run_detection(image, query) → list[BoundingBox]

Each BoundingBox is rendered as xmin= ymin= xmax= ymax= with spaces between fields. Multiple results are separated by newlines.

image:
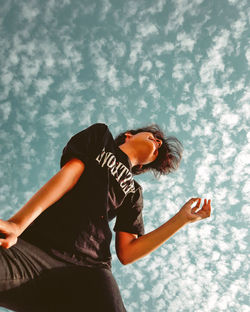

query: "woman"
xmin=0 ymin=123 xmax=211 ymax=311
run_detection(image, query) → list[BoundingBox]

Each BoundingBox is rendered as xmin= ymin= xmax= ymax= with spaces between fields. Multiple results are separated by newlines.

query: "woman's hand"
xmin=177 ymin=198 xmax=211 ymax=224
xmin=0 ymin=219 xmax=20 ymax=249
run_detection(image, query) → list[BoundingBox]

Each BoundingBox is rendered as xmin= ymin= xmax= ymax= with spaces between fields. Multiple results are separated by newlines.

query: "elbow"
xmin=119 ymin=259 xmax=128 ymax=266
xmin=117 ymin=252 xmax=135 ymax=266
xmin=116 ymin=233 xmax=140 ymax=265
xmin=117 ymin=253 xmax=128 ymax=265
xmin=118 ymin=258 xmax=130 ymax=266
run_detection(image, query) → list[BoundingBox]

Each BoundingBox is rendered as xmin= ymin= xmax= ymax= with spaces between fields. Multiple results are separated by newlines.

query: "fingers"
xmin=0 ymin=233 xmax=17 ymax=249
xmin=0 ymin=238 xmax=5 ymax=248
xmin=185 ymin=198 xmax=211 ymax=213
xmin=199 ymin=198 xmax=212 ymax=218
xmin=190 ymin=197 xmax=201 ymax=202
xmin=191 ymin=198 xmax=201 ymax=213
xmin=188 ymin=197 xmax=201 ymax=207
xmin=202 ymin=199 xmax=211 ymax=210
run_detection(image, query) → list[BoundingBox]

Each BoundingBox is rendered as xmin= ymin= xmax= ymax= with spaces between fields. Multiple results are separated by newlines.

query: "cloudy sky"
xmin=0 ymin=0 xmax=249 ymax=311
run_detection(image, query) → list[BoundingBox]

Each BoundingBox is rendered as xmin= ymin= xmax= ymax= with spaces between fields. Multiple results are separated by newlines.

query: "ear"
xmin=124 ymin=132 xmax=133 ymax=141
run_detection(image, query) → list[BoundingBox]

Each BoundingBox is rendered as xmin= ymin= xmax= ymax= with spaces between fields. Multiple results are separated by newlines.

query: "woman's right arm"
xmin=0 ymin=158 xmax=85 ymax=249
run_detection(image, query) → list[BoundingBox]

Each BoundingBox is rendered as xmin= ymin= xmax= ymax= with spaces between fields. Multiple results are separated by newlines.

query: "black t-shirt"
xmin=20 ymin=123 xmax=145 ymax=270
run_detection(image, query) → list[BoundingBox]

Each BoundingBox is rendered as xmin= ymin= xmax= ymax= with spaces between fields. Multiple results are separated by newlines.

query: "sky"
xmin=0 ymin=0 xmax=249 ymax=311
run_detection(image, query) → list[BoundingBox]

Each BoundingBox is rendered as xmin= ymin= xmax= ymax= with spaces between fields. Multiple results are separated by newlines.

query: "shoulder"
xmin=91 ymin=122 xmax=108 ymax=129
xmin=71 ymin=123 xmax=109 ymax=140
xmin=86 ymin=123 xmax=109 ymax=133
xmin=89 ymin=123 xmax=114 ymax=138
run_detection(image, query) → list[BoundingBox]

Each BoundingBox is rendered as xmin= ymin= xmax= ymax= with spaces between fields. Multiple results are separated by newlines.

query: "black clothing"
xmin=19 ymin=123 xmax=145 ymax=271
xmin=0 ymin=238 xmax=126 ymax=312
xmin=0 ymin=123 xmax=145 ymax=311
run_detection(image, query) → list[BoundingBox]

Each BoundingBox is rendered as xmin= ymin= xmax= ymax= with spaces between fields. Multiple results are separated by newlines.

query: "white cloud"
xmin=89 ymin=39 xmax=121 ymax=90
xmin=1 ymin=71 xmax=13 ymax=86
xmin=200 ymin=29 xmax=231 ymax=84
xmin=152 ymin=42 xmax=175 ymax=55
xmin=62 ymin=41 xmax=84 ymax=73
xmin=242 ymin=180 xmax=250 ymax=199
xmin=13 ymin=123 xmax=26 ymax=138
xmin=42 ymin=113 xmax=60 ymax=129
xmin=220 ymin=113 xmax=240 ymax=129
xmin=238 ymin=91 xmax=250 ymax=120
xmin=191 ymin=122 xmax=215 ymax=138
xmin=232 ymin=143 xmax=250 ymax=184
xmin=241 ymin=204 xmax=250 ymax=221
xmin=35 ymin=77 xmax=54 ymax=97
xmin=193 ymin=160 xmax=213 ymax=194
xmin=168 ymin=115 xmax=180 ymax=133
xmin=155 ymin=60 xmax=165 ymax=68
xmin=136 ymin=22 xmax=158 ymax=38
xmin=152 ymin=283 xmax=164 ymax=298
xmin=21 ymin=56 xmax=41 ymax=86
xmin=61 ymin=94 xmax=74 ymax=109
xmin=176 ymin=103 xmax=191 ymax=115
xmin=231 ymin=12 xmax=247 ymax=40
xmin=128 ymin=40 xmax=143 ymax=65
xmin=122 ymin=1 xmax=139 ymax=18
xmin=140 ymin=60 xmax=153 ymax=72
xmin=138 ymin=75 xmax=148 ymax=86
xmin=9 ymin=50 xmax=19 ymax=65
xmin=141 ymin=0 xmax=166 ymax=15
xmin=165 ymin=0 xmax=204 ymax=34
xmin=135 ymin=99 xmax=148 ymax=114
xmin=20 ymin=2 xmax=40 ymax=23
xmin=0 ymin=101 xmax=12 ymax=122
xmin=172 ymin=59 xmax=194 ymax=81
xmin=105 ymin=97 xmax=120 ymax=114
xmin=44 ymin=55 xmax=55 ymax=68
xmin=245 ymin=48 xmax=250 ymax=66
xmin=1 ymin=1 xmax=249 ymax=311
xmin=147 ymin=82 xmax=160 ymax=99
xmin=177 ymin=32 xmax=196 ymax=52
xmin=107 ymin=65 xmax=120 ymax=91
xmin=112 ymin=41 xmax=126 ymax=58
xmin=60 ymin=0 xmax=71 ymax=7
xmin=122 ymin=72 xmax=134 ymax=87
xmin=99 ymin=0 xmax=111 ymax=21
xmin=213 ymin=165 xmax=230 ymax=186
xmin=82 ymin=3 xmax=96 ymax=15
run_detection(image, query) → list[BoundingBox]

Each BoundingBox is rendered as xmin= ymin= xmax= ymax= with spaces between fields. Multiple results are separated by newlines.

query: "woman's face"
xmin=126 ymin=132 xmax=162 ymax=165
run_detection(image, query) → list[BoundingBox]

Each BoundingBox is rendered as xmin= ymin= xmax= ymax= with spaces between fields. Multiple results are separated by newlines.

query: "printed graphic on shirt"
xmin=96 ymin=147 xmax=136 ymax=195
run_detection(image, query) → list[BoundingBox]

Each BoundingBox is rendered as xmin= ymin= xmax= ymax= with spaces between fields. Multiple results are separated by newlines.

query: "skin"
xmin=0 ymin=131 xmax=211 ymax=267
xmin=116 ymin=198 xmax=211 ymax=265
xmin=118 ymin=131 xmax=162 ymax=167
xmin=115 ymin=131 xmax=211 ymax=264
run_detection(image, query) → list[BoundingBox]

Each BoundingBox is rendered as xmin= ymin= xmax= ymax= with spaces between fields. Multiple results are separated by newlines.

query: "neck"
xmin=118 ymin=143 xmax=139 ymax=167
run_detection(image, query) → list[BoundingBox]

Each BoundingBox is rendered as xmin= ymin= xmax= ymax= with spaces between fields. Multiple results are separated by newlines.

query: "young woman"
xmin=0 ymin=123 xmax=211 ymax=311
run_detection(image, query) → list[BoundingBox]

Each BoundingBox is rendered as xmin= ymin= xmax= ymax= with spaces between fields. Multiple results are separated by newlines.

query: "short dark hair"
xmin=114 ymin=124 xmax=183 ymax=178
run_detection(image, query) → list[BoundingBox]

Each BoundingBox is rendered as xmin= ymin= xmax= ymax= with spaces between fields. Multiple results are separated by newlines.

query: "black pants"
xmin=0 ymin=238 xmax=127 ymax=312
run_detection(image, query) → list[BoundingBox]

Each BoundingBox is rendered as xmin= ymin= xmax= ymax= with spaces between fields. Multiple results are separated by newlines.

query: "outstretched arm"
xmin=0 ymin=158 xmax=85 ymax=249
xmin=116 ymin=198 xmax=211 ymax=265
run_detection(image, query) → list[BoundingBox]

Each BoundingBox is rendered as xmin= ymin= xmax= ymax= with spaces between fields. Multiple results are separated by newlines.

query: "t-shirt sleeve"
xmin=60 ymin=123 xmax=108 ymax=168
xmin=113 ymin=187 xmax=145 ymax=237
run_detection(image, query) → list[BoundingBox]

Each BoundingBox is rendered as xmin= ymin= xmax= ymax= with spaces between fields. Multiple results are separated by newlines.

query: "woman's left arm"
xmin=116 ymin=198 xmax=211 ymax=265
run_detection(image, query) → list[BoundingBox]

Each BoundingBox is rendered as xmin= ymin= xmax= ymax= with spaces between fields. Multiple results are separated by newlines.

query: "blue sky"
xmin=0 ymin=0 xmax=249 ymax=311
